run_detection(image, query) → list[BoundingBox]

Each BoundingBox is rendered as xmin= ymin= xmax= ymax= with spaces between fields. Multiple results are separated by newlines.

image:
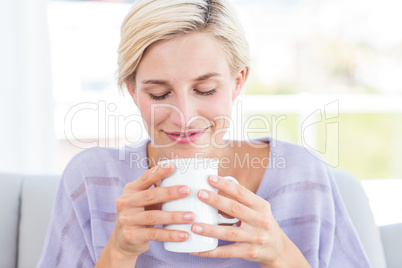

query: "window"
xmin=49 ymin=0 xmax=402 ymax=182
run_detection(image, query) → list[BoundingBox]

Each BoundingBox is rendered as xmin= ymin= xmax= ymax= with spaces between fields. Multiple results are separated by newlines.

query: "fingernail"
xmin=210 ymin=175 xmax=218 ymax=183
xmin=198 ymin=190 xmax=209 ymax=200
xmin=179 ymin=232 xmax=188 ymax=240
xmin=183 ymin=212 xmax=194 ymax=221
xmin=192 ymin=225 xmax=203 ymax=234
xmin=179 ymin=186 xmax=190 ymax=195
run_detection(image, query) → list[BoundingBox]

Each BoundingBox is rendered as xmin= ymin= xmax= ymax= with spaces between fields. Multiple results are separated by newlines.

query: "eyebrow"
xmin=141 ymin=72 xmax=222 ymax=85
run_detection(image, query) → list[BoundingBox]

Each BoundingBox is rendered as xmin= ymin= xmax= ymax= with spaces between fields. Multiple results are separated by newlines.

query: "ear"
xmin=232 ymin=67 xmax=247 ymax=101
xmin=126 ymin=81 xmax=138 ymax=107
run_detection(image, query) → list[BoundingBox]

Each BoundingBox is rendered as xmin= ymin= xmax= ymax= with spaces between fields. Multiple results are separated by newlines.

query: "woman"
xmin=38 ymin=0 xmax=370 ymax=267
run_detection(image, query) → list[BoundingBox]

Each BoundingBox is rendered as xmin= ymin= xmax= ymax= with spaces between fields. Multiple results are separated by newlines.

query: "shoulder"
xmin=262 ymin=138 xmax=337 ymax=225
xmin=269 ymin=138 xmax=330 ymax=178
xmin=256 ymin=137 xmax=334 ymax=198
xmin=253 ymin=136 xmax=330 ymax=175
xmin=61 ymin=140 xmax=149 ymax=191
xmin=67 ymin=146 xmax=122 ymax=167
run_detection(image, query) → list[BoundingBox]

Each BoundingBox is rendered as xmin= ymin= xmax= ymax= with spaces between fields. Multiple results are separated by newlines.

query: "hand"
xmin=190 ymin=175 xmax=310 ymax=268
xmin=110 ymin=163 xmax=195 ymax=258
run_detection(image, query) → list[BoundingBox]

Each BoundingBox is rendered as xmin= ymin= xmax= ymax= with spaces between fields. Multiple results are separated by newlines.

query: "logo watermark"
xmin=63 ymin=99 xmax=339 ymax=167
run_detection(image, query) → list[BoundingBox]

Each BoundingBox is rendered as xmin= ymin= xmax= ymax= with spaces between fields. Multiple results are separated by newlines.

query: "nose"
xmin=169 ymin=94 xmax=197 ymax=128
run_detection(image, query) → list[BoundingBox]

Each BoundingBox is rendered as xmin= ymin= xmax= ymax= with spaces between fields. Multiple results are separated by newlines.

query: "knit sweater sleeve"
xmin=326 ymin=169 xmax=371 ymax=267
xmin=264 ymin=140 xmax=371 ymax=268
xmin=37 ymin=150 xmax=99 ymax=268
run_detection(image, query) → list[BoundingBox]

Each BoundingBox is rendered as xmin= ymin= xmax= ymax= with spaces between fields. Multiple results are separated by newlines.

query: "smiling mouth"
xmin=164 ymin=128 xmax=209 ymax=143
xmin=172 ymin=133 xmax=198 ymax=137
xmin=165 ymin=128 xmax=209 ymax=135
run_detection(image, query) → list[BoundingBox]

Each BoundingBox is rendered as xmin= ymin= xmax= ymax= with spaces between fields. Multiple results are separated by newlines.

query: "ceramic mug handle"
xmin=217 ymin=176 xmax=240 ymax=225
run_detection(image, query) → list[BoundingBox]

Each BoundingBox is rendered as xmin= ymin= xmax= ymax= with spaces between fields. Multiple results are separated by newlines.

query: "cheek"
xmin=138 ymin=104 xmax=169 ymax=128
xmin=210 ymin=91 xmax=233 ymax=115
xmin=208 ymin=96 xmax=233 ymax=127
xmin=138 ymin=108 xmax=151 ymax=133
xmin=136 ymin=99 xmax=154 ymax=130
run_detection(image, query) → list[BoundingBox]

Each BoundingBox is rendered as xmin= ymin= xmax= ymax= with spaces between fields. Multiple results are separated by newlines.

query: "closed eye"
xmin=148 ymin=92 xmax=170 ymax=100
xmin=148 ymin=89 xmax=216 ymax=100
xmin=196 ymin=88 xmax=217 ymax=96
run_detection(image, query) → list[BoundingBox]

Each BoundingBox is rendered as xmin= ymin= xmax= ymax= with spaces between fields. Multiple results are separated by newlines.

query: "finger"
xmin=209 ymin=175 xmax=267 ymax=210
xmin=127 ymin=227 xmax=189 ymax=243
xmin=191 ymin=244 xmax=252 ymax=259
xmin=191 ymin=223 xmax=250 ymax=243
xmin=131 ymin=185 xmax=190 ymax=207
xmin=198 ymin=189 xmax=260 ymax=224
xmin=121 ymin=210 xmax=195 ymax=226
xmin=126 ymin=162 xmax=175 ymax=192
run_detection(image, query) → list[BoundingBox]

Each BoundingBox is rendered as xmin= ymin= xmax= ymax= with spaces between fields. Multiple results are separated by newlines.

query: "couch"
xmin=0 ymin=170 xmax=401 ymax=268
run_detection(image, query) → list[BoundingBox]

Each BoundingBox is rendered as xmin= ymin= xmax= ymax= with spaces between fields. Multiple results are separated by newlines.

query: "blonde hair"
xmin=117 ymin=0 xmax=249 ymax=91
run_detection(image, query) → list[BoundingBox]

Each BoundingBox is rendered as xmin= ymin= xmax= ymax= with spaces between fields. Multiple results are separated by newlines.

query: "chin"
xmin=157 ymin=144 xmax=216 ymax=159
xmin=165 ymin=148 xmax=206 ymax=159
xmin=152 ymin=131 xmax=225 ymax=158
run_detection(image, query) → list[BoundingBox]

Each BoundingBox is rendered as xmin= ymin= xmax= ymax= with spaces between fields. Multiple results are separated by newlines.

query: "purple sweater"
xmin=37 ymin=137 xmax=371 ymax=267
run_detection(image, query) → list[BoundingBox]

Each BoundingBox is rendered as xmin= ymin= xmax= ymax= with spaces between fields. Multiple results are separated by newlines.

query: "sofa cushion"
xmin=332 ymin=169 xmax=387 ymax=268
xmin=0 ymin=174 xmax=22 ymax=268
xmin=18 ymin=174 xmax=60 ymax=268
xmin=380 ymin=223 xmax=402 ymax=268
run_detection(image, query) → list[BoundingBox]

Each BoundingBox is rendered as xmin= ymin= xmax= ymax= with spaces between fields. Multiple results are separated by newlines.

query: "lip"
xmin=164 ymin=128 xmax=208 ymax=144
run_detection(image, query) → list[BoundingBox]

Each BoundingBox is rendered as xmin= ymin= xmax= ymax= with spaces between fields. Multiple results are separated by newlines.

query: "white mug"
xmin=159 ymin=158 xmax=239 ymax=253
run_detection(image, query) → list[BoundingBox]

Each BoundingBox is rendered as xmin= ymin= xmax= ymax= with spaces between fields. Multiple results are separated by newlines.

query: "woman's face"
xmin=127 ymin=32 xmax=246 ymax=159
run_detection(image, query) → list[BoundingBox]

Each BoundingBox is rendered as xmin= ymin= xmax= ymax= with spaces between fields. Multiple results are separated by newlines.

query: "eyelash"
xmin=149 ymin=92 xmax=169 ymax=101
xmin=199 ymin=88 xmax=217 ymax=96
xmin=148 ymin=88 xmax=217 ymax=100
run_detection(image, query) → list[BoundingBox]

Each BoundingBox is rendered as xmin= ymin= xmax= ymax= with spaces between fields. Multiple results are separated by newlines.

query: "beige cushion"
xmin=380 ymin=223 xmax=402 ymax=268
xmin=18 ymin=174 xmax=60 ymax=268
xmin=0 ymin=174 xmax=22 ymax=268
xmin=332 ymin=169 xmax=387 ymax=268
